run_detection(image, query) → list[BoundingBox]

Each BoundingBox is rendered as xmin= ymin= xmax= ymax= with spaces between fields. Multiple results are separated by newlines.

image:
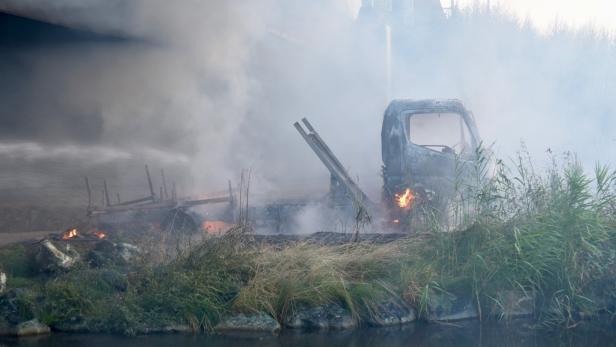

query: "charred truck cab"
xmin=381 ymin=99 xmax=482 ymax=224
xmin=295 ymin=99 xmax=482 ymax=232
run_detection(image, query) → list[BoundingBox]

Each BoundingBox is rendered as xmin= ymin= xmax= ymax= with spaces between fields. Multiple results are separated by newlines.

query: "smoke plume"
xmin=0 ymin=1 xmax=615 ymax=207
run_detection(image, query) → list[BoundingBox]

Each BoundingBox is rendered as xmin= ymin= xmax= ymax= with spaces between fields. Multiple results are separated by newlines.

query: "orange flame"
xmin=62 ymin=228 xmax=79 ymax=240
xmin=202 ymin=221 xmax=233 ymax=234
xmin=93 ymin=231 xmax=106 ymax=239
xmin=395 ymin=188 xmax=415 ymax=209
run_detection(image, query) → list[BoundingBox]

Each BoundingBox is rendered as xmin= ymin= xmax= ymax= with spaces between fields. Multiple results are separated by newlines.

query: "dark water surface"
xmin=1 ymin=321 xmax=616 ymax=347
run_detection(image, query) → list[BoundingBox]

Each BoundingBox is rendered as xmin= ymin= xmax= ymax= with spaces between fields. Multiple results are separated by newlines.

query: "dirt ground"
xmin=0 ymin=205 xmax=82 ymax=247
xmin=0 ymin=205 xmax=85 ymax=234
xmin=0 ymin=230 xmax=54 ymax=246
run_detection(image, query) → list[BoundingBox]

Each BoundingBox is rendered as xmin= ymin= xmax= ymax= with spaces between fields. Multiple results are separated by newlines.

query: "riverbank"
xmin=1 ymin=159 xmax=616 ymax=336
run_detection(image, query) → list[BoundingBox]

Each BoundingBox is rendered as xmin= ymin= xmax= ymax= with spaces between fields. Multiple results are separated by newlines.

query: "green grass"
xmin=0 ymin=245 xmax=32 ymax=278
xmin=408 ymin=151 xmax=616 ymax=327
xmin=29 ymin=233 xmax=256 ymax=334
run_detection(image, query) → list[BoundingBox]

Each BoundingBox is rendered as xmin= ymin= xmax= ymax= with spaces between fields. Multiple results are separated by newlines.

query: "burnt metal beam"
xmin=114 ymin=195 xmax=155 ymax=206
xmin=294 ymin=118 xmax=373 ymax=217
xmin=178 ymin=196 xmax=231 ymax=207
xmin=89 ymin=196 xmax=230 ymax=215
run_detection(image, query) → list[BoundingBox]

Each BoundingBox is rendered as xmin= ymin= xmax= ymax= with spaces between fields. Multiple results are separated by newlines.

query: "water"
xmin=2 ymin=321 xmax=616 ymax=347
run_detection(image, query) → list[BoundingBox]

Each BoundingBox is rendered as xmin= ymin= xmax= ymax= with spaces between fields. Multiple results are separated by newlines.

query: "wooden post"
xmin=145 ymin=165 xmax=156 ymax=199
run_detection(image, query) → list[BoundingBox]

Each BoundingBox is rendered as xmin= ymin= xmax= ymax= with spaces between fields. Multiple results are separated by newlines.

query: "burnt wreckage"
xmin=85 ymin=99 xmax=481 ymax=234
xmin=84 ymin=166 xmax=234 ymax=234
xmin=297 ymin=99 xmax=482 ymax=228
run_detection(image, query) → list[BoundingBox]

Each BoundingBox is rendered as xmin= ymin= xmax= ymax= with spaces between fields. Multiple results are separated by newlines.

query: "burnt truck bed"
xmin=84 ymin=166 xmax=234 ymax=234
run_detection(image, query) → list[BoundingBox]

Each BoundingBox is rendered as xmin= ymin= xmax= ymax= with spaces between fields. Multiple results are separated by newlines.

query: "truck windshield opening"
xmin=407 ymin=112 xmax=471 ymax=154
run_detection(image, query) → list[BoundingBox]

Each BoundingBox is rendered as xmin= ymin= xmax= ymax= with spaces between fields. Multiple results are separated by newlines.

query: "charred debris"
xmin=74 ymin=98 xmax=483 ymax=239
xmin=84 ymin=165 xmax=235 ymax=236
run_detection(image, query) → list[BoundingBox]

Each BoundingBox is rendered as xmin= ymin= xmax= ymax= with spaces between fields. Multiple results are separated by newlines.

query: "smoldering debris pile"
xmin=32 ymin=236 xmax=141 ymax=274
xmin=35 ymin=239 xmax=79 ymax=272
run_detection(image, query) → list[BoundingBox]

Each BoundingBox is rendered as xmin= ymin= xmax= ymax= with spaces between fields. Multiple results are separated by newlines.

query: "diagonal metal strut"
xmin=294 ymin=118 xmax=373 ymax=216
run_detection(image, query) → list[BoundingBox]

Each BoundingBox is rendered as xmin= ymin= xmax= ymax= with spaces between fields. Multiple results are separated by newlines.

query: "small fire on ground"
xmin=62 ymin=228 xmax=79 ymax=240
xmin=93 ymin=231 xmax=107 ymax=239
xmin=202 ymin=221 xmax=233 ymax=234
xmin=62 ymin=228 xmax=107 ymax=240
xmin=395 ymin=188 xmax=415 ymax=209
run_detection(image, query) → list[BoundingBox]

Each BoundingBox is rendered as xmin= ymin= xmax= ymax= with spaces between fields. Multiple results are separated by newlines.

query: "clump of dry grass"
xmin=233 ymin=241 xmax=412 ymax=322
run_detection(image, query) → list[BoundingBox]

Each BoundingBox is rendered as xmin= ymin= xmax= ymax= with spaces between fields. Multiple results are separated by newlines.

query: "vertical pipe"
xmin=160 ymin=169 xmax=169 ymax=200
xmin=103 ymin=180 xmax=111 ymax=207
xmin=385 ymin=24 xmax=392 ymax=101
xmin=84 ymin=176 xmax=92 ymax=208
xmin=228 ymin=180 xmax=234 ymax=207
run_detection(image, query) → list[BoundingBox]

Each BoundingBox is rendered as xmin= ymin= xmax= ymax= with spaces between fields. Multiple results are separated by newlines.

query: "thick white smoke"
xmin=0 ymin=1 xmax=615 ymax=207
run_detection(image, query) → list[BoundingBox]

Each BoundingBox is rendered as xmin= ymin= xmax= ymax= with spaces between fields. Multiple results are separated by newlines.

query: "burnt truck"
xmin=296 ymin=99 xmax=482 ymax=229
xmin=381 ymin=99 xmax=482 ymax=223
